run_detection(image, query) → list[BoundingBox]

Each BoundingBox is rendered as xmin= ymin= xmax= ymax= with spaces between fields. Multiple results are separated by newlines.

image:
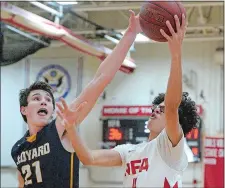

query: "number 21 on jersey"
xmin=21 ymin=161 xmax=43 ymax=185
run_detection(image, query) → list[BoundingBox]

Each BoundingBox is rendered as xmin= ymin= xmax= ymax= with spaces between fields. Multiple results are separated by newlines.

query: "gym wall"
xmin=1 ymin=40 xmax=223 ymax=187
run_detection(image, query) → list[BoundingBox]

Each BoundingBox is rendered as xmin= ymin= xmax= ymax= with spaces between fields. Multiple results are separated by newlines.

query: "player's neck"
xmin=27 ymin=123 xmax=44 ymax=136
xmin=148 ymin=131 xmax=159 ymax=141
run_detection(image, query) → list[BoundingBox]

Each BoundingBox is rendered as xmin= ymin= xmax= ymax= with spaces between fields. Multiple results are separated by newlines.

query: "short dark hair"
xmin=19 ymin=81 xmax=55 ymax=122
xmin=152 ymin=92 xmax=200 ymax=136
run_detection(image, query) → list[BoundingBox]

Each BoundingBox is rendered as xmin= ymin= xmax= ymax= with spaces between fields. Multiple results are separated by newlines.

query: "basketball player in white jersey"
xmin=56 ymin=14 xmax=199 ymax=187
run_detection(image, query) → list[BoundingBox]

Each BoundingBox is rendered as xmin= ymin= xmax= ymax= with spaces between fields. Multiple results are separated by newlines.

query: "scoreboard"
xmin=102 ymin=118 xmax=202 ymax=162
xmin=102 ymin=119 xmax=149 ymax=147
xmin=185 ymin=121 xmax=202 ymax=162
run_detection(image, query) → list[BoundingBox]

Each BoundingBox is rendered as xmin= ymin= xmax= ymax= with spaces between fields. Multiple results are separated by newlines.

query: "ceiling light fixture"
xmin=56 ymin=1 xmax=78 ymax=5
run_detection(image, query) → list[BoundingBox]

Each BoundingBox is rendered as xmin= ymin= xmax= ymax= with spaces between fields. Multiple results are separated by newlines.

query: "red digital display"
xmin=108 ymin=128 xmax=123 ymax=141
xmin=185 ymin=127 xmax=202 ymax=161
xmin=192 ymin=147 xmax=199 ymax=156
xmin=186 ymin=128 xmax=199 ymax=140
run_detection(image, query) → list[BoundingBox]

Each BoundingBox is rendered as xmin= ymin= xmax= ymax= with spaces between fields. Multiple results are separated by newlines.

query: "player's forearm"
xmin=18 ymin=183 xmax=24 ymax=188
xmin=66 ymin=127 xmax=93 ymax=165
xmin=95 ymin=28 xmax=137 ymax=80
xmin=165 ymin=54 xmax=182 ymax=109
xmin=18 ymin=180 xmax=24 ymax=188
xmin=17 ymin=172 xmax=24 ymax=188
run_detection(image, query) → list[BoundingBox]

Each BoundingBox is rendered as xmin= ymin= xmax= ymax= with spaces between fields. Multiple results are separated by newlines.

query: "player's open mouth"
xmin=37 ymin=108 xmax=48 ymax=116
xmin=150 ymin=113 xmax=156 ymax=119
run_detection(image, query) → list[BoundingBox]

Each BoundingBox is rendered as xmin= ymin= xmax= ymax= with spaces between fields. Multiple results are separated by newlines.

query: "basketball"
xmin=139 ymin=1 xmax=186 ymax=42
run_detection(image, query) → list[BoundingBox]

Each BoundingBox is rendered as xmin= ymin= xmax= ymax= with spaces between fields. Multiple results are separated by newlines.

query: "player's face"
xmin=147 ymin=102 xmax=166 ymax=134
xmin=21 ymin=90 xmax=54 ymax=127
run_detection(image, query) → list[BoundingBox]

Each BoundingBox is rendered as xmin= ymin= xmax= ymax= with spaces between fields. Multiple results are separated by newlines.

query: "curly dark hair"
xmin=152 ymin=92 xmax=200 ymax=136
xmin=19 ymin=81 xmax=55 ymax=123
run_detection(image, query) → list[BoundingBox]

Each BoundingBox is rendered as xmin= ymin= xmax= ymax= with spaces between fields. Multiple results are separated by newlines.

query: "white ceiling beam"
xmin=92 ymin=36 xmax=224 ymax=45
xmin=90 ymin=1 xmax=98 ymax=6
xmin=5 ymin=24 xmax=222 ymax=37
xmin=17 ymin=2 xmax=223 ymax=16
xmin=104 ymin=1 xmax=112 ymax=6
xmin=28 ymin=1 xmax=62 ymax=17
xmin=5 ymin=35 xmax=223 ymax=48
xmin=67 ymin=25 xmax=223 ymax=35
xmin=71 ymin=2 xmax=223 ymax=12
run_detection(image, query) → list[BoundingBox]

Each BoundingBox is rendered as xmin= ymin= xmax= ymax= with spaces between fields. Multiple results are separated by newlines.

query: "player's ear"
xmin=20 ymin=106 xmax=27 ymax=115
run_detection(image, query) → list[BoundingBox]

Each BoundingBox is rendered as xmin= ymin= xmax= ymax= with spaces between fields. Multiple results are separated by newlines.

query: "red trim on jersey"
xmin=164 ymin=177 xmax=178 ymax=188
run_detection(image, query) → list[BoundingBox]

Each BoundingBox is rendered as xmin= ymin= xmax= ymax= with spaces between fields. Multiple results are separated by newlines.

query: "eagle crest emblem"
xmin=36 ymin=64 xmax=71 ymax=101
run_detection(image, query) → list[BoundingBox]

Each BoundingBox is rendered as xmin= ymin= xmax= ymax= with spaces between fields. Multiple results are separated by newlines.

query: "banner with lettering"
xmin=102 ymin=105 xmax=203 ymax=117
xmin=204 ymin=136 xmax=224 ymax=188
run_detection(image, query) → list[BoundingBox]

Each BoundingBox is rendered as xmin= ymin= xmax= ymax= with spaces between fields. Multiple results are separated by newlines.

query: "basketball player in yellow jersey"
xmin=11 ymin=10 xmax=142 ymax=188
xmin=56 ymin=14 xmax=199 ymax=188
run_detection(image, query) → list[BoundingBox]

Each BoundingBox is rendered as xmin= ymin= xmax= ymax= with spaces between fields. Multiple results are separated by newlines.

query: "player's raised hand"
xmin=56 ymin=98 xmax=87 ymax=130
xmin=160 ymin=14 xmax=187 ymax=57
xmin=128 ymin=10 xmax=142 ymax=34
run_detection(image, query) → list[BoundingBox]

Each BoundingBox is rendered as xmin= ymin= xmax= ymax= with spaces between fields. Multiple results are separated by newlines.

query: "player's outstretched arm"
xmin=160 ymin=14 xmax=187 ymax=146
xmin=68 ymin=128 xmax=122 ymax=166
xmin=56 ymin=10 xmax=142 ymax=138
xmin=56 ymin=100 xmax=122 ymax=166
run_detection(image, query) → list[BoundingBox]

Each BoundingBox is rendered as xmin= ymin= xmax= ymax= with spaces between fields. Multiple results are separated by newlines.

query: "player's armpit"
xmin=87 ymin=149 xmax=122 ymax=167
xmin=17 ymin=170 xmax=24 ymax=188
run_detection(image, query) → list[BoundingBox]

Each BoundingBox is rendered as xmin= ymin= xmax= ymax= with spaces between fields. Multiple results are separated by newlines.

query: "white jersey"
xmin=113 ymin=129 xmax=188 ymax=188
